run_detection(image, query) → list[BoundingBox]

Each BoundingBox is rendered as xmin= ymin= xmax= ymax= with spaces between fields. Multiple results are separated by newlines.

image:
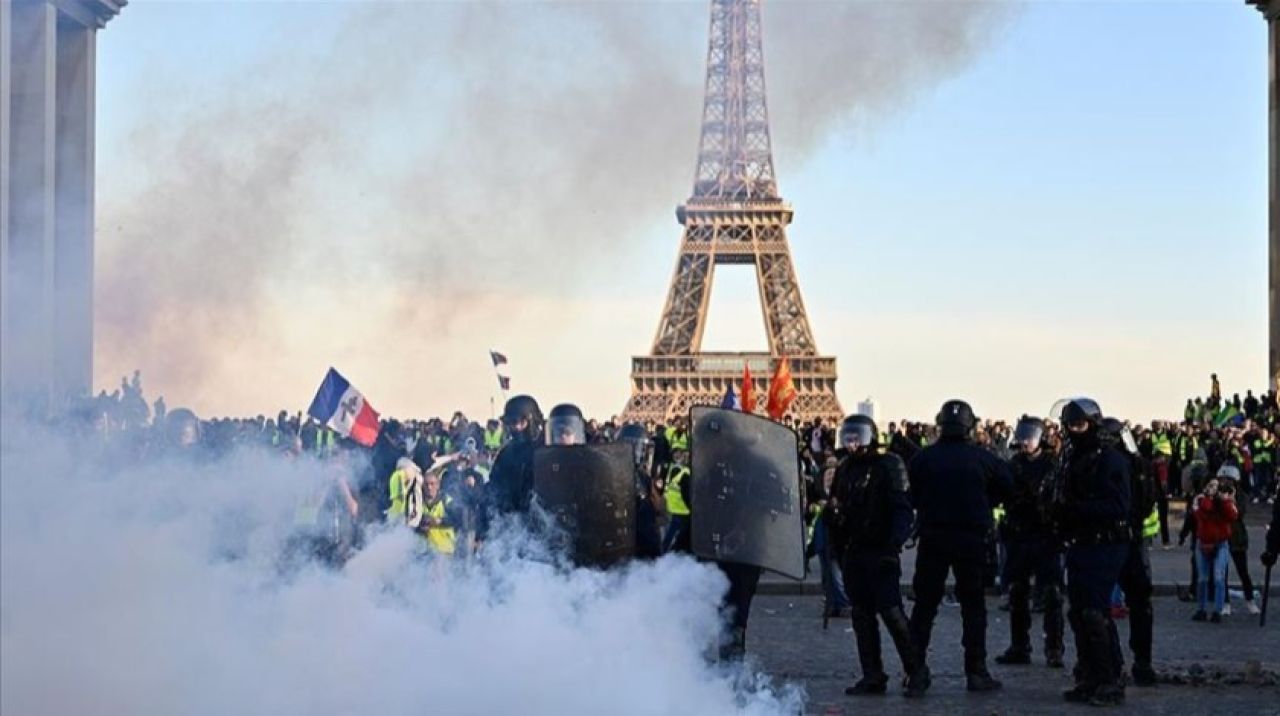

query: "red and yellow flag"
xmin=741 ymin=362 xmax=756 ymax=414
xmin=766 ymin=357 xmax=797 ymax=420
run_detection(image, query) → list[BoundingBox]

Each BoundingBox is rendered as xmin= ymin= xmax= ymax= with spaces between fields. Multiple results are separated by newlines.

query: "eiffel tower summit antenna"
xmin=622 ymin=0 xmax=841 ymax=424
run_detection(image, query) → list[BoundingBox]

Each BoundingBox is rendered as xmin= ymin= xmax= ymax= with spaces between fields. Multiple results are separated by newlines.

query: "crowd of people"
xmin=29 ymin=373 xmax=1280 ymax=707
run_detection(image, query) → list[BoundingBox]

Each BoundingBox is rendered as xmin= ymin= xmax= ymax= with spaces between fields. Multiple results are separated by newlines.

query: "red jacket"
xmin=1194 ymin=494 xmax=1239 ymax=549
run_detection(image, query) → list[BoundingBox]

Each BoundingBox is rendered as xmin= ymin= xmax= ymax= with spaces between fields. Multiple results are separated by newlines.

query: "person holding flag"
xmin=307 ymin=368 xmax=380 ymax=447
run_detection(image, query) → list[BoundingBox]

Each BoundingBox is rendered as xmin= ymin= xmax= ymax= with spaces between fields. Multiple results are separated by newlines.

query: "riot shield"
xmin=689 ymin=406 xmax=805 ymax=580
xmin=532 ymin=442 xmax=635 ymax=567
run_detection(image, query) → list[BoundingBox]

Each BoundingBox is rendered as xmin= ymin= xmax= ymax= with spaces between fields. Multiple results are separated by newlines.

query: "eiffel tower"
xmin=622 ymin=0 xmax=841 ymax=425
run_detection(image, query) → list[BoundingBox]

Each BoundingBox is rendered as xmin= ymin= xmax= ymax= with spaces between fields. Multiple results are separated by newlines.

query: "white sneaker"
xmin=1222 ymin=603 xmax=1232 ymax=616
xmin=1246 ymin=601 xmax=1261 ymax=615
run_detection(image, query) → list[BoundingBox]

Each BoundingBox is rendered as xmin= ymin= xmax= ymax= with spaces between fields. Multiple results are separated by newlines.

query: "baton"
xmin=1262 ymin=564 xmax=1272 ymax=628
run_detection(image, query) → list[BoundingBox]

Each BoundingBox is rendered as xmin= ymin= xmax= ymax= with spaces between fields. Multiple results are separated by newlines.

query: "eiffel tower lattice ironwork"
xmin=622 ymin=0 xmax=841 ymax=424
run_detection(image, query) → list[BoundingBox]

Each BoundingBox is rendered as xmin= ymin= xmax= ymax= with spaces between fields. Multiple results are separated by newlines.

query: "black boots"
xmin=903 ymin=665 xmax=931 ymax=698
xmin=1131 ymin=662 xmax=1157 ymax=687
xmin=1064 ymin=609 xmax=1126 ymax=706
xmin=965 ymin=669 xmax=1003 ymax=692
xmin=845 ymin=678 xmax=888 ymax=696
xmin=995 ymin=647 xmax=1032 ymax=665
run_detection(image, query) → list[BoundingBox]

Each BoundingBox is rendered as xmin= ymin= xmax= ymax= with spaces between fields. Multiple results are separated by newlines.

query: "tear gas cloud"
xmin=94 ymin=0 xmax=1014 ymax=417
xmin=0 ymin=424 xmax=802 ymax=715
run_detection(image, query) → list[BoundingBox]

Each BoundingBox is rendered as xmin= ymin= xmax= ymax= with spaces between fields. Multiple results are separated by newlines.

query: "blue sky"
xmin=93 ymin=1 xmax=1270 ymax=422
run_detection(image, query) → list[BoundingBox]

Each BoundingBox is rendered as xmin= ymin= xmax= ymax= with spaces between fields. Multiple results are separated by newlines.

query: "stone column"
xmin=54 ymin=17 xmax=96 ymax=403
xmin=3 ymin=0 xmax=121 ymax=417
xmin=1254 ymin=0 xmax=1280 ymax=393
xmin=1 ymin=3 xmax=11 ymax=394
xmin=1270 ymin=6 xmax=1279 ymax=395
xmin=3 ymin=0 xmax=59 ymax=413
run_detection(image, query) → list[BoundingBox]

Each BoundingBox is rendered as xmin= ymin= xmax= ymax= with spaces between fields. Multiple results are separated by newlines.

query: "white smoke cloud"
xmin=0 ymin=424 xmax=802 ymax=715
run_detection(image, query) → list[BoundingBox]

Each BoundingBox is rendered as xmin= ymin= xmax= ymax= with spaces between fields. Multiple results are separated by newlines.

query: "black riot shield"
xmin=689 ymin=406 xmax=805 ymax=580
xmin=532 ymin=442 xmax=635 ymax=567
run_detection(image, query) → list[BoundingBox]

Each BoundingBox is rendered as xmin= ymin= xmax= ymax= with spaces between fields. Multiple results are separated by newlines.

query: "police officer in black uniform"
xmin=546 ymin=403 xmax=586 ymax=446
xmin=995 ymin=415 xmax=1065 ymax=668
xmin=1053 ymin=399 xmax=1131 ymax=707
xmin=1100 ymin=417 xmax=1157 ymax=687
xmin=617 ymin=422 xmax=663 ymax=559
xmin=827 ymin=414 xmax=923 ymax=696
xmin=477 ymin=394 xmax=544 ymax=542
xmin=907 ymin=399 xmax=1013 ymax=695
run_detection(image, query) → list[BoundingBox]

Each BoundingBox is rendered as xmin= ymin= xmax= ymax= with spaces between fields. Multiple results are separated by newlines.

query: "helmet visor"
xmin=547 ymin=415 xmax=585 ymax=446
xmin=1013 ymin=421 xmax=1043 ymax=450
xmin=839 ymin=423 xmax=875 ymax=450
xmin=624 ymin=437 xmax=654 ymax=470
xmin=1051 ymin=397 xmax=1102 ymax=429
xmin=1120 ymin=428 xmax=1138 ymax=455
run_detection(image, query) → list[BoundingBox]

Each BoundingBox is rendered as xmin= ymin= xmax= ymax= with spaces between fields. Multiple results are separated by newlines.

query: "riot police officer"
xmin=477 ymin=394 xmax=544 ymax=542
xmin=1101 ymin=417 xmax=1157 ymax=687
xmin=907 ymin=399 xmax=1013 ymax=695
xmin=617 ymin=422 xmax=663 ymax=559
xmin=995 ymin=416 xmax=1065 ymax=668
xmin=1053 ymin=398 xmax=1131 ymax=706
xmin=546 ymin=403 xmax=586 ymax=446
xmin=827 ymin=414 xmax=922 ymax=696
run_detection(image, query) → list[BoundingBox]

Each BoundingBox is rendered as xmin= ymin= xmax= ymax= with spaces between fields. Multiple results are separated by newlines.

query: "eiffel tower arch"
xmin=622 ymin=0 xmax=841 ymax=425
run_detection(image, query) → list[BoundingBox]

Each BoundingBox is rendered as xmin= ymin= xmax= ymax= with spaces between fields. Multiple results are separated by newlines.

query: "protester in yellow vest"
xmin=419 ymin=472 xmax=459 ymax=556
xmin=387 ymin=457 xmax=422 ymax=523
xmin=662 ymin=445 xmax=691 ymax=553
xmin=483 ymin=419 xmax=504 ymax=452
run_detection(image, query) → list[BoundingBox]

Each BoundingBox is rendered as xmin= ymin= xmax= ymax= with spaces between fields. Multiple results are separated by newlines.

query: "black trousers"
xmin=843 ymin=549 xmax=918 ymax=681
xmin=1116 ymin=539 xmax=1154 ymax=666
xmin=716 ymin=561 xmax=762 ymax=660
xmin=1002 ymin=537 xmax=1064 ymax=655
xmin=1227 ymin=549 xmax=1256 ymax=602
xmin=909 ymin=534 xmax=989 ymax=672
xmin=1066 ymin=543 xmax=1128 ymax=689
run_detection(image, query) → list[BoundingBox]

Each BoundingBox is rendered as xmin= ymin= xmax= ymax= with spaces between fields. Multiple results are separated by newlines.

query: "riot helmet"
xmin=838 ymin=414 xmax=877 ymax=453
xmin=1100 ymin=417 xmax=1138 ymax=455
xmin=1013 ymin=415 xmax=1045 ymax=453
xmin=616 ymin=422 xmax=654 ymax=472
xmin=1053 ymin=397 xmax=1102 ymax=432
xmin=501 ymin=394 xmax=544 ymax=444
xmin=936 ymin=399 xmax=977 ymax=439
xmin=164 ymin=408 xmax=201 ymax=449
xmin=1052 ymin=397 xmax=1103 ymax=448
xmin=546 ymin=403 xmax=586 ymax=446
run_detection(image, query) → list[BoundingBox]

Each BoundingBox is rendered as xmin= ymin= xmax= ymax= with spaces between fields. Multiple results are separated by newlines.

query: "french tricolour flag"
xmin=307 ymin=368 xmax=381 ymax=447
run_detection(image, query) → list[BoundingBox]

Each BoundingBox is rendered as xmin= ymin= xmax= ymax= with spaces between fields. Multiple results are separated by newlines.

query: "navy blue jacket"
xmin=1061 ymin=444 xmax=1132 ymax=530
xmin=830 ymin=452 xmax=914 ymax=552
xmin=1003 ymin=450 xmax=1057 ymax=538
xmin=908 ymin=438 xmax=1013 ymax=538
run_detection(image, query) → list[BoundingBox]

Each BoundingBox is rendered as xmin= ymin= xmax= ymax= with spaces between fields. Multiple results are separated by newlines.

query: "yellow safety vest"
xmin=665 ymin=465 xmax=690 ymax=516
xmin=666 ymin=428 xmax=688 ymax=452
xmin=1142 ymin=506 xmax=1159 ymax=539
xmin=484 ymin=427 xmax=504 ymax=450
xmin=422 ymin=497 xmax=456 ymax=555
xmin=387 ymin=468 xmax=414 ymax=521
xmin=1152 ymin=432 xmax=1172 ymax=458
